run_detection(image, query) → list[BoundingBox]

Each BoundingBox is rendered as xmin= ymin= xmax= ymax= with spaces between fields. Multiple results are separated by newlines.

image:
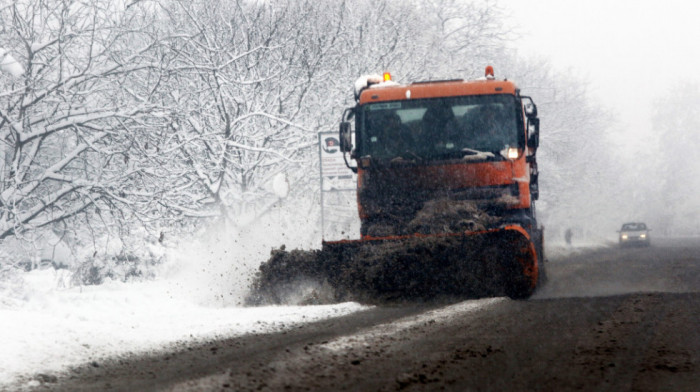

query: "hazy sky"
xmin=501 ymin=0 xmax=700 ymax=143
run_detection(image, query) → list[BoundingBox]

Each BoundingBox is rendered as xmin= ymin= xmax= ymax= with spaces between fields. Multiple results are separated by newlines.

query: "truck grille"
xmin=360 ymin=183 xmax=519 ymax=217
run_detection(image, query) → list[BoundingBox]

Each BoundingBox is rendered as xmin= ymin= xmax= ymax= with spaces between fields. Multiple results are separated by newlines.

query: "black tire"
xmin=505 ymin=277 xmax=535 ymax=299
xmin=502 ymin=256 xmax=536 ymax=300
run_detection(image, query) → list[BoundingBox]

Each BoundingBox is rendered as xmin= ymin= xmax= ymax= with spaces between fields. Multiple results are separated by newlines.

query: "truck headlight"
xmin=507 ymin=147 xmax=519 ymax=159
xmin=621 ymin=234 xmax=628 ymax=240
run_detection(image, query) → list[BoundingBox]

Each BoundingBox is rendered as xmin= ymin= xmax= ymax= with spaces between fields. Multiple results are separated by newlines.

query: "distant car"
xmin=618 ymin=222 xmax=651 ymax=247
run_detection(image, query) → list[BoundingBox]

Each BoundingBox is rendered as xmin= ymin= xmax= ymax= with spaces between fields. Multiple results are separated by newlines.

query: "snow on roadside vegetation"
xmin=545 ymin=237 xmax=613 ymax=259
xmin=0 ymin=212 xmax=367 ymax=388
xmin=0 ymin=47 xmax=25 ymax=77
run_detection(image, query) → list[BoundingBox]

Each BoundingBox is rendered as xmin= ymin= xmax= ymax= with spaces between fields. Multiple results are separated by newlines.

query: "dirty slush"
xmin=246 ymin=200 xmax=531 ymax=305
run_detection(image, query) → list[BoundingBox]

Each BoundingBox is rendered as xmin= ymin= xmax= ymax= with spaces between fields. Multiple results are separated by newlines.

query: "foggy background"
xmin=504 ymin=0 xmax=700 ymax=241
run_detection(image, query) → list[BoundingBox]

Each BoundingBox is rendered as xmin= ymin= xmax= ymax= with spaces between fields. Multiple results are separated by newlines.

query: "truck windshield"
xmin=359 ymin=94 xmax=521 ymax=161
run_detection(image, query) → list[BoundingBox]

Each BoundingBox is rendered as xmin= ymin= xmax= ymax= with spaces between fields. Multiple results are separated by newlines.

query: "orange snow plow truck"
xmin=248 ymin=66 xmax=544 ymax=304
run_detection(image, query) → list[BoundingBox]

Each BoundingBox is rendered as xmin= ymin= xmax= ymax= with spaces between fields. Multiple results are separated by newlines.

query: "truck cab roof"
xmin=358 ymin=78 xmax=518 ymax=105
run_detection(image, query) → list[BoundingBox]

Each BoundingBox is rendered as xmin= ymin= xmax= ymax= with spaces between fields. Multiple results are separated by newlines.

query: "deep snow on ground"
xmin=0 ymin=217 xmax=369 ymax=389
xmin=0 ymin=269 xmax=365 ymax=388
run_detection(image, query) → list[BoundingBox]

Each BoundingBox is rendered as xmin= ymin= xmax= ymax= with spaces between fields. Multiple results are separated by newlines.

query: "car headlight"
xmin=621 ymin=234 xmax=628 ymax=240
xmin=640 ymin=234 xmax=646 ymax=239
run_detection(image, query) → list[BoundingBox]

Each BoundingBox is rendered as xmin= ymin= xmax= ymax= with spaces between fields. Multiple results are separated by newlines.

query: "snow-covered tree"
xmin=650 ymin=83 xmax=700 ymax=234
xmin=0 ymin=1 xmax=169 ymax=243
xmin=148 ymin=0 xmax=510 ymax=227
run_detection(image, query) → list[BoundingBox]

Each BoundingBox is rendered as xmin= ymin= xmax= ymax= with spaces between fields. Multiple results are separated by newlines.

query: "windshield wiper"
xmin=387 ymin=150 xmax=423 ymax=164
xmin=426 ymin=148 xmax=498 ymax=162
xmin=461 ymin=148 xmax=496 ymax=160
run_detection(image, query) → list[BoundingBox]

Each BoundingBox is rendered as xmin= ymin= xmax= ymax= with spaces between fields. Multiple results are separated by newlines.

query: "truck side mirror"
xmin=527 ymin=117 xmax=540 ymax=149
xmin=522 ymin=96 xmax=538 ymax=118
xmin=339 ymin=122 xmax=352 ymax=153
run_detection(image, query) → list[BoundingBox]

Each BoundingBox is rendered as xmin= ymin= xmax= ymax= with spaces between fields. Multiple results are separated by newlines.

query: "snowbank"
xmin=0 ymin=213 xmax=363 ymax=389
xmin=0 ymin=267 xmax=366 ymax=389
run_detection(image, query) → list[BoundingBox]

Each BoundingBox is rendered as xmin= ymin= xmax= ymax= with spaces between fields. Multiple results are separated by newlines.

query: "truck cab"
xmin=339 ymin=68 xmax=540 ymax=239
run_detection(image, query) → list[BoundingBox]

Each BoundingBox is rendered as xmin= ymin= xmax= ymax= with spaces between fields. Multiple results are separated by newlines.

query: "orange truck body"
xmin=349 ymin=75 xmax=539 ymax=236
xmin=331 ymin=69 xmax=544 ymax=297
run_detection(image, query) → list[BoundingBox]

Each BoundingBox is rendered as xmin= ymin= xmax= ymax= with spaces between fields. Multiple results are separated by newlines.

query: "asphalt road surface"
xmin=27 ymin=237 xmax=700 ymax=391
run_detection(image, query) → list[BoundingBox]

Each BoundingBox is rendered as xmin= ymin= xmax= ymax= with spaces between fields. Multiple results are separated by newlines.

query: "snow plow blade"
xmin=246 ymin=225 xmax=540 ymax=305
